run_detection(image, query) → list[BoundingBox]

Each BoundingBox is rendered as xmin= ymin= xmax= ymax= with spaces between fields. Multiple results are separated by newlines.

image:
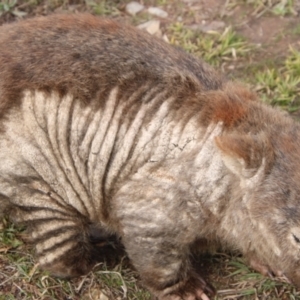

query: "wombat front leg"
xmin=114 ymin=181 xmax=214 ymax=300
xmin=121 ymin=229 xmax=212 ymax=300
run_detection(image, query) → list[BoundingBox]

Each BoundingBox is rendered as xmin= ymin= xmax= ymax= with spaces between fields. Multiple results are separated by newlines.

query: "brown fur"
xmin=1 ymin=14 xmax=300 ymax=300
xmin=0 ymin=13 xmax=222 ymax=118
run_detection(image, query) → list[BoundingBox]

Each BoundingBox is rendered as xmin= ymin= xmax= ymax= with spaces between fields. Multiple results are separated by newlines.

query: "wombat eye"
xmin=293 ymin=234 xmax=300 ymax=243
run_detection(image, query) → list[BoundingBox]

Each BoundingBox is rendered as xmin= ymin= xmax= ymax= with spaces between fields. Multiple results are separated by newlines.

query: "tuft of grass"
xmin=0 ymin=0 xmax=17 ymax=15
xmin=272 ymin=0 xmax=295 ymax=16
xmin=255 ymin=47 xmax=300 ymax=111
xmin=0 ymin=218 xmax=23 ymax=249
xmin=168 ymin=23 xmax=252 ymax=66
xmin=0 ymin=0 xmax=27 ymax=17
xmin=85 ymin=0 xmax=120 ymax=16
xmin=241 ymin=0 xmax=296 ymax=16
xmin=214 ymin=255 xmax=299 ymax=299
xmin=285 ymin=47 xmax=300 ymax=76
xmin=154 ymin=0 xmax=168 ymax=5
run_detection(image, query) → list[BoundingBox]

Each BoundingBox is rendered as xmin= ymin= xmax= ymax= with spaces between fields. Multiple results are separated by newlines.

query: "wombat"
xmin=0 ymin=13 xmax=300 ymax=300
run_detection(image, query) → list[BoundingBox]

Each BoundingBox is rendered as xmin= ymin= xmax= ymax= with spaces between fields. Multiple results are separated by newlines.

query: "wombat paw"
xmin=162 ymin=289 xmax=210 ymax=300
xmin=248 ymin=256 xmax=289 ymax=282
xmin=160 ymin=272 xmax=215 ymax=300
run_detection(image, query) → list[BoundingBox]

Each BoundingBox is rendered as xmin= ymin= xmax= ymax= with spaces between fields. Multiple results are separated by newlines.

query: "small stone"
xmin=125 ymin=1 xmax=145 ymax=16
xmin=137 ymin=20 xmax=161 ymax=36
xmin=163 ymin=34 xmax=169 ymax=43
xmin=147 ymin=7 xmax=168 ymax=18
xmin=200 ymin=21 xmax=226 ymax=33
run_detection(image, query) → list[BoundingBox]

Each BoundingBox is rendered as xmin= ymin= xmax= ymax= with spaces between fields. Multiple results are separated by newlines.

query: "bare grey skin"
xmin=1 ymin=14 xmax=300 ymax=300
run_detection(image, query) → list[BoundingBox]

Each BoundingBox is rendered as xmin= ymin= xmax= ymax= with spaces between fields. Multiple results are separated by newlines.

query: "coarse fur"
xmin=1 ymin=13 xmax=300 ymax=300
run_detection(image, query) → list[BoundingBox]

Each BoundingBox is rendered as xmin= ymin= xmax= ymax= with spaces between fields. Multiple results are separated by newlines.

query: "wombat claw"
xmin=248 ymin=256 xmax=291 ymax=284
xmin=163 ymin=273 xmax=214 ymax=300
xmin=196 ymin=289 xmax=211 ymax=300
xmin=165 ymin=289 xmax=210 ymax=300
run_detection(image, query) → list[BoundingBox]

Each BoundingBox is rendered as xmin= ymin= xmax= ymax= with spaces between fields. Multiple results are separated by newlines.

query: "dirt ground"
xmin=1 ymin=0 xmax=300 ymax=300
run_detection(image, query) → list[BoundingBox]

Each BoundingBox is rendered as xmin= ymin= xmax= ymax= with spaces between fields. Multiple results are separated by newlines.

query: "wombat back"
xmin=0 ymin=14 xmax=223 ymax=115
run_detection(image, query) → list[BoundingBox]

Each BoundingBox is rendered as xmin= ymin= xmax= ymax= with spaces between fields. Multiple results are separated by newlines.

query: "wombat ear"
xmin=215 ymin=133 xmax=273 ymax=179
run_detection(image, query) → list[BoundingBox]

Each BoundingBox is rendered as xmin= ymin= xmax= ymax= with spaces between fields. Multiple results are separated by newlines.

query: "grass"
xmin=235 ymin=0 xmax=297 ymax=17
xmin=168 ymin=23 xmax=252 ymax=66
xmin=254 ymin=47 xmax=300 ymax=111
xmin=0 ymin=219 xmax=152 ymax=299
xmin=0 ymin=0 xmax=19 ymax=16
xmin=1 ymin=0 xmax=300 ymax=299
xmin=167 ymin=21 xmax=300 ymax=112
xmin=85 ymin=0 xmax=121 ymax=16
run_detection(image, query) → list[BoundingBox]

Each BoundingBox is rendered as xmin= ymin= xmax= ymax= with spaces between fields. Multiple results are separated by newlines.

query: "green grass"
xmin=85 ymin=0 xmax=121 ymax=16
xmin=168 ymin=23 xmax=252 ymax=66
xmin=1 ymin=219 xmax=300 ymax=299
xmin=238 ymin=0 xmax=296 ymax=16
xmin=0 ymin=0 xmax=17 ymax=15
xmin=0 ymin=0 xmax=16 ymax=12
xmin=206 ymin=255 xmax=299 ymax=299
xmin=254 ymin=47 xmax=300 ymax=111
xmin=0 ymin=219 xmax=151 ymax=299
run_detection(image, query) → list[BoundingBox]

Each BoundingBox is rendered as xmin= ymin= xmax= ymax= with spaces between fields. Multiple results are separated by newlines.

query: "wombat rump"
xmin=1 ymin=13 xmax=300 ymax=300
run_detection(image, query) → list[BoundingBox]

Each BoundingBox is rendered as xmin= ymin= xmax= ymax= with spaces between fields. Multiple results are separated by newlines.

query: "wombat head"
xmin=216 ymin=120 xmax=300 ymax=286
